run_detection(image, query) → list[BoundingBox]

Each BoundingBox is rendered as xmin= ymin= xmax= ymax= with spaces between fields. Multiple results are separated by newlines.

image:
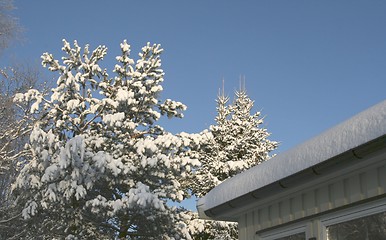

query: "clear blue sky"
xmin=2 ymin=1 xmax=386 ymax=210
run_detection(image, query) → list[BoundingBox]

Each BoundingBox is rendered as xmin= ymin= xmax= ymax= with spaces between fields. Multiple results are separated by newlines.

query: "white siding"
xmin=240 ymin=152 xmax=386 ymax=240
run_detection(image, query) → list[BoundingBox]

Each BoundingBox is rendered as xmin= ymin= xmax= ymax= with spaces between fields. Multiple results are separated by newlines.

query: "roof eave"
xmin=199 ymin=134 xmax=386 ymax=221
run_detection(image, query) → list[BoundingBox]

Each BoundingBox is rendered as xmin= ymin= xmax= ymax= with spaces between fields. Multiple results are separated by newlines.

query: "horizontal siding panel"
xmin=318 ymin=184 xmax=332 ymax=212
xmin=243 ymin=162 xmax=386 ymax=236
xmin=347 ymin=174 xmax=362 ymax=203
xmin=292 ymin=195 xmax=304 ymax=220
xmin=366 ymin=168 xmax=380 ymax=198
xmin=239 ymin=214 xmax=247 ymax=240
xmin=304 ymin=190 xmax=317 ymax=216
xmin=332 ymin=180 xmax=346 ymax=208
xmin=270 ymin=203 xmax=281 ymax=226
xmin=246 ymin=212 xmax=255 ymax=239
xmin=260 ymin=207 xmax=271 ymax=229
xmin=359 ymin=172 xmax=367 ymax=200
xmin=378 ymin=165 xmax=386 ymax=194
xmin=280 ymin=200 xmax=292 ymax=223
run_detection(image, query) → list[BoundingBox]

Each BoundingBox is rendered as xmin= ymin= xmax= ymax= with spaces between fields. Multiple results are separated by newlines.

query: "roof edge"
xmin=198 ymin=100 xmax=386 ymax=218
xmin=200 ymin=134 xmax=386 ymax=220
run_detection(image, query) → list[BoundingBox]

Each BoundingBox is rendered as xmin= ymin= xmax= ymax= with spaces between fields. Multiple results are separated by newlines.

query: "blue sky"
xmin=2 ymin=1 xmax=386 ymax=209
xmin=3 ymin=0 xmax=386 ymax=153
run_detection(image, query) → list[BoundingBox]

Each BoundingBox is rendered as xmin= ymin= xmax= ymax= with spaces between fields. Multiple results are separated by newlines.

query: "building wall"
xmin=238 ymin=150 xmax=386 ymax=240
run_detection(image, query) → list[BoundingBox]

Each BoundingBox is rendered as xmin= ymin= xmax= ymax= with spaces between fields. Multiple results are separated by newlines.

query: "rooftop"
xmin=197 ymin=100 xmax=386 ymax=219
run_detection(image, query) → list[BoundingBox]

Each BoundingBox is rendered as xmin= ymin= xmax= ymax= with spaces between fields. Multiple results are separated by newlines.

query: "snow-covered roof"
xmin=198 ymin=100 xmax=386 ymax=215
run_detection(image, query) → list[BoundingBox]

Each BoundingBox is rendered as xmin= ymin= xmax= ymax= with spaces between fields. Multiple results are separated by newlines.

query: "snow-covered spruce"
xmin=189 ymin=88 xmax=278 ymax=198
xmin=184 ymin=87 xmax=278 ymax=239
xmin=13 ymin=40 xmax=201 ymax=239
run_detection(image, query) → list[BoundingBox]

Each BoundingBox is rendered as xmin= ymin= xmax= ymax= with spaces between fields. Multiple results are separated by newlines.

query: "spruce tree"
xmin=12 ymin=40 xmax=201 ymax=239
xmin=191 ymin=86 xmax=277 ymax=198
xmin=226 ymin=87 xmax=278 ymax=171
xmin=187 ymin=84 xmax=278 ymax=239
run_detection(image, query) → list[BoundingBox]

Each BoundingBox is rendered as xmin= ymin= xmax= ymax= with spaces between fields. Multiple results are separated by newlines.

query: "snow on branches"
xmin=13 ymin=40 xmax=200 ymax=239
xmin=190 ymin=89 xmax=278 ymax=198
xmin=183 ymin=87 xmax=278 ymax=240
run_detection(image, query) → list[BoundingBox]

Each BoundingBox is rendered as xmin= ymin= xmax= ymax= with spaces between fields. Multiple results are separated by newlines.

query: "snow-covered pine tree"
xmin=13 ymin=40 xmax=201 ymax=239
xmin=187 ymin=84 xmax=278 ymax=239
xmin=191 ymin=85 xmax=277 ymax=198
xmin=225 ymin=86 xmax=278 ymax=172
xmin=189 ymin=89 xmax=231 ymax=199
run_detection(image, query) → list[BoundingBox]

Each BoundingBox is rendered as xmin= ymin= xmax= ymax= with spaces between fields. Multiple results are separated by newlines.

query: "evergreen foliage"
xmin=8 ymin=39 xmax=278 ymax=239
xmin=12 ymin=40 xmax=202 ymax=239
xmin=187 ymin=85 xmax=278 ymax=239
xmin=190 ymin=86 xmax=278 ymax=198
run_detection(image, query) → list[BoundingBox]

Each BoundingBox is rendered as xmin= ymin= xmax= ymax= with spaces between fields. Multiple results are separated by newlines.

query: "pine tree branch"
xmin=0 ymin=212 xmax=21 ymax=224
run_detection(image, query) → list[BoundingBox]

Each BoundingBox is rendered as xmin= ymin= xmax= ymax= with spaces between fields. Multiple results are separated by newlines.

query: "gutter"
xmin=200 ymin=134 xmax=386 ymax=220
